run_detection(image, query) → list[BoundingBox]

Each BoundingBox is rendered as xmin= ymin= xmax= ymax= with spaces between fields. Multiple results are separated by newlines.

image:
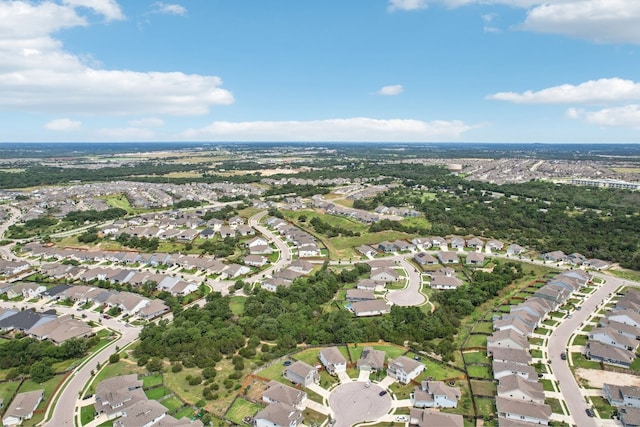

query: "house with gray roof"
xmin=387 ymin=355 xmax=425 ymax=384
xmin=414 ymin=252 xmax=438 ymax=266
xmin=94 ymin=374 xmax=144 ymax=419
xmin=437 ymin=251 xmax=459 ymax=264
xmin=496 ymin=396 xmax=551 ymax=425
xmin=589 ymin=327 xmax=640 ymax=352
xmin=585 ymin=340 xmax=635 ymax=368
xmin=346 ymin=289 xmax=375 ymax=302
xmin=262 ymin=381 xmax=306 ymax=408
xmin=409 ymin=409 xmax=463 ymax=427
xmin=604 ymin=383 xmax=640 ymax=408
xmin=621 ymin=407 xmax=640 ymax=427
xmin=283 ymin=361 xmax=318 ymax=387
xmin=487 ymin=329 xmax=529 ymax=352
xmin=357 ymin=347 xmax=385 ymax=372
xmin=497 ymin=374 xmax=545 ymax=404
xmin=492 ymin=360 xmax=537 ymax=381
xmin=254 ymin=402 xmax=303 ymax=427
xmin=411 ymin=381 xmax=461 ymax=408
xmin=319 ymin=347 xmax=347 ymax=375
xmin=2 ymin=389 xmax=43 ymax=427
xmin=489 ymin=347 xmax=532 ymax=366
xmin=113 ymin=399 xmax=167 ymax=427
xmin=351 ymin=299 xmax=391 ymax=317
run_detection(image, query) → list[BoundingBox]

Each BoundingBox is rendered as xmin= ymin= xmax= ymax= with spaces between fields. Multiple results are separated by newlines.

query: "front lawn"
xmin=80 ymin=405 xmax=96 ymax=426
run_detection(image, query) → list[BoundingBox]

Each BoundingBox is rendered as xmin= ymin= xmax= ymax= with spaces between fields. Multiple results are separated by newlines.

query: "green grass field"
xmin=145 ymin=386 xmax=169 ymax=400
xmin=225 ymin=398 xmax=264 ymax=424
xmin=161 ymin=396 xmax=184 ymax=412
xmin=80 ymin=405 xmax=96 ymax=426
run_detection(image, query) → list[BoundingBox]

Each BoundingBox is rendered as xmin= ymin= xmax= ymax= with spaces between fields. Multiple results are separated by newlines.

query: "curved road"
xmin=386 ymin=256 xmax=426 ymax=307
xmin=547 ymin=274 xmax=628 ymax=427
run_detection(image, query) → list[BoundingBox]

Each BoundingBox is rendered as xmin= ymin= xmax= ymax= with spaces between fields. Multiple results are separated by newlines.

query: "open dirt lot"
xmin=576 ymin=368 xmax=640 ymax=388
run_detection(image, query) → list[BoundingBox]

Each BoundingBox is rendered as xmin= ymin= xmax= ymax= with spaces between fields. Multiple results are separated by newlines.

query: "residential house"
xmin=138 ymin=300 xmax=170 ymax=320
xmin=486 ymin=240 xmax=504 ymax=251
xmin=430 ymin=276 xmax=462 ymax=290
xmin=493 ymin=317 xmax=534 ymax=337
xmin=466 ymin=237 xmax=484 ymax=250
xmin=449 ymin=236 xmax=465 ymax=250
xmin=262 ymin=278 xmax=292 ymax=293
xmin=247 ymin=236 xmax=269 ymax=248
xmin=113 ymin=400 xmax=167 ymax=427
xmin=542 ymin=251 xmax=567 ymax=263
xmin=409 ymin=408 xmax=463 ymax=427
xmin=356 ymin=244 xmax=378 ymax=258
xmin=414 ymin=252 xmax=438 ymax=266
xmin=351 ymin=299 xmax=391 ymax=317
xmin=2 ymin=389 xmax=44 ymax=427
xmin=466 ymin=252 xmax=485 ymax=266
xmin=487 ymin=329 xmax=530 ymax=352
xmin=283 ymin=361 xmax=318 ymax=387
xmin=620 ymin=407 xmax=640 ymax=427
xmin=7 ymin=282 xmax=46 ymax=299
xmin=357 ymin=347 xmax=385 ymax=372
xmin=411 ymin=381 xmax=461 ymax=408
xmin=411 ymin=238 xmax=432 ymax=250
xmin=297 ymin=244 xmax=321 ymax=258
xmin=589 ymin=327 xmax=639 ymax=351
xmin=377 ymin=241 xmax=397 ymax=253
xmin=600 ymin=320 xmax=640 ymax=341
xmin=319 ymin=347 xmax=347 ymax=375
xmin=28 ymin=315 xmax=93 ymax=344
xmin=346 ymin=289 xmax=375 ymax=302
xmin=496 ymin=397 xmax=551 ymax=425
xmin=604 ymin=383 xmax=640 ymax=408
xmin=289 ymin=259 xmax=314 ymax=274
xmin=497 ymin=374 xmax=545 ymax=404
xmin=585 ymin=259 xmax=611 ymax=270
xmin=607 ymin=310 xmax=640 ymax=329
xmin=356 ymin=279 xmax=385 ymax=291
xmin=370 ymin=267 xmax=399 ymax=282
xmin=585 ymin=340 xmax=635 ymax=368
xmin=506 ymin=244 xmax=525 ymax=256
xmin=437 ymin=252 xmax=459 ymax=264
xmin=492 ymin=360 xmax=537 ymax=381
xmin=262 ymin=381 xmax=306 ymax=408
xmin=94 ymin=374 xmax=145 ymax=419
xmin=244 ymin=255 xmax=268 ymax=267
xmin=387 ymin=356 xmax=425 ymax=384
xmin=489 ymin=348 xmax=532 ymax=366
xmin=254 ymin=402 xmax=303 ymax=427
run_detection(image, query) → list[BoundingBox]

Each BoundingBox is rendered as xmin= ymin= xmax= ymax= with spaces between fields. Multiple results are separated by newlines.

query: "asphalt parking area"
xmin=328 ymin=381 xmax=392 ymax=427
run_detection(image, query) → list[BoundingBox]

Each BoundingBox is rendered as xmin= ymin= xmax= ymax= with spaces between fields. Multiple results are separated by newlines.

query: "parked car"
xmin=282 ymin=360 xmax=292 ymax=366
xmin=586 ymin=408 xmax=595 ymax=417
xmin=379 ymin=390 xmax=387 ymax=396
xmin=561 ymin=352 xmax=567 ymax=360
xmin=395 ymin=415 xmax=408 ymax=422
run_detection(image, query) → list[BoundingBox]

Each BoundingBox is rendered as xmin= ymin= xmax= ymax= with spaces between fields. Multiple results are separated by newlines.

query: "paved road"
xmin=0 ymin=206 xmax=22 ymax=260
xmin=248 ymin=211 xmax=291 ymax=283
xmin=547 ymin=274 xmax=627 ymax=427
xmin=386 ymin=256 xmax=426 ymax=306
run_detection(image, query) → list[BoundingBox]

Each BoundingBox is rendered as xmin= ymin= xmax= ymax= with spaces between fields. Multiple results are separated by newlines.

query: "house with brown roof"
xmin=465 ymin=252 xmax=485 ymax=266
xmin=370 ymin=267 xmax=399 ymax=282
xmin=437 ymin=251 xmax=459 ymax=264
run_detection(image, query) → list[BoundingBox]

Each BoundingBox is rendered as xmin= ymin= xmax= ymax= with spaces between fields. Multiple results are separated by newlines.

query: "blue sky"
xmin=2 ymin=0 xmax=640 ymax=143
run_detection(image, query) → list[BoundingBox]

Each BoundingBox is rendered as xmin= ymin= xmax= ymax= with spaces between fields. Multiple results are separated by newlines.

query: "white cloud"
xmin=522 ymin=1 xmax=640 ymax=45
xmin=149 ymin=2 xmax=187 ymax=16
xmin=377 ymin=84 xmax=404 ymax=96
xmin=45 ymin=118 xmax=82 ymax=131
xmin=388 ymin=0 xmax=428 ymax=12
xmin=62 ymin=0 xmax=124 ymax=21
xmin=568 ymin=104 xmax=640 ymax=128
xmin=181 ymin=117 xmax=473 ymax=142
xmin=487 ymin=78 xmax=640 ymax=104
xmin=129 ymin=117 xmax=165 ymax=127
xmin=395 ymin=1 xmax=640 ymax=45
xmin=0 ymin=1 xmax=233 ymax=116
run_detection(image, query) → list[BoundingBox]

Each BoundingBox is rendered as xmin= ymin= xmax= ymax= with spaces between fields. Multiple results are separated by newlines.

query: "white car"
xmin=395 ymin=415 xmax=408 ymax=422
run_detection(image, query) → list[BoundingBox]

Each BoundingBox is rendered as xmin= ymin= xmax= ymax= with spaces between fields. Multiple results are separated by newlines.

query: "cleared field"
xmin=225 ymin=398 xmax=264 ymax=424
